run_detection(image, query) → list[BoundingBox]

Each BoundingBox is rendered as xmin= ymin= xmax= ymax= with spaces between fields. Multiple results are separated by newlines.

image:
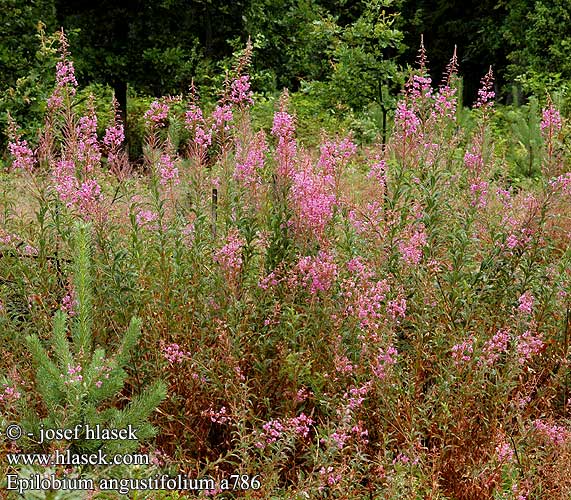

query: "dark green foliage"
xmin=502 ymin=0 xmax=571 ymax=100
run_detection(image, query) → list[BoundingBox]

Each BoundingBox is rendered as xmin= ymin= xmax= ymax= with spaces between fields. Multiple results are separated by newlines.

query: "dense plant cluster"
xmin=1 ymin=33 xmax=571 ymax=499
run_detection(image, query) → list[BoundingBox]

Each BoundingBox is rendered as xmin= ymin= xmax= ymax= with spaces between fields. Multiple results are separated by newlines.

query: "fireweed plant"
xmin=1 ymin=31 xmax=571 ymax=499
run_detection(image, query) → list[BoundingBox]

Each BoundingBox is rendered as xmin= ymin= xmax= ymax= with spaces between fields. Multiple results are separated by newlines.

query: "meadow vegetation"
xmin=1 ymin=32 xmax=571 ymax=499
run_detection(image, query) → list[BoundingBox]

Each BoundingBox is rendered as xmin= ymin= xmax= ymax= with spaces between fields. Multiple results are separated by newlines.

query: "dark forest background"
xmin=1 ymin=0 xmax=570 ymax=151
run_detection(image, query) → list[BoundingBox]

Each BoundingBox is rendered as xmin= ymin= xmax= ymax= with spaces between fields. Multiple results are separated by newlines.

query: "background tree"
xmin=502 ymin=0 xmax=571 ymax=102
xmin=398 ymin=0 xmax=508 ymax=103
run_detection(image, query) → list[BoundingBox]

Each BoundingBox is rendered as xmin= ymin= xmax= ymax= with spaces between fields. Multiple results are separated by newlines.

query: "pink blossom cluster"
xmin=0 ymin=384 xmax=21 ymax=404
xmin=532 ymin=419 xmax=569 ymax=446
xmin=451 ymin=337 xmax=475 ymax=365
xmin=255 ymin=413 xmax=313 ymax=448
xmin=319 ymin=466 xmax=341 ymax=488
xmin=464 ymin=149 xmax=484 ymax=174
xmin=61 ymin=364 xmax=83 ymax=385
xmin=516 ymin=330 xmax=544 ymax=365
xmin=202 ymin=406 xmax=231 ymax=424
xmin=161 ymin=343 xmax=190 ymax=364
xmin=271 ymin=110 xmax=297 ymax=177
xmin=23 ymin=244 xmax=38 ymax=256
xmin=517 ymin=291 xmax=534 ymax=315
xmin=398 ymin=223 xmax=427 ymax=265
xmin=74 ymin=179 xmax=103 ymax=218
xmin=344 ymin=383 xmax=371 ymax=411
xmin=212 ymin=104 xmax=233 ymax=132
xmin=329 ymin=430 xmax=350 ymax=450
xmin=334 ymin=353 xmax=354 ymax=374
xmin=290 ymin=162 xmax=336 ymax=236
xmin=215 ymin=230 xmax=245 ymax=278
xmin=296 ymin=251 xmax=338 ymax=295
xmin=470 ymin=180 xmax=489 ymax=208
xmin=56 ymin=60 xmax=77 ymax=89
xmin=8 ymin=138 xmax=35 ymax=171
xmin=343 ymin=273 xmax=391 ymax=334
xmin=348 ymin=201 xmax=384 ymax=235
xmin=351 ymin=421 xmax=369 ymax=445
xmin=541 ymin=104 xmax=562 ymax=134
xmin=144 ymin=101 xmax=169 ymax=126
xmin=371 ymin=346 xmax=398 ymax=379
xmin=135 ymin=209 xmax=159 ymax=230
xmin=234 ymin=131 xmax=267 ymax=185
xmin=317 ymin=137 xmax=357 ymax=178
xmin=89 ymin=355 xmax=112 ymax=389
xmin=367 ymin=159 xmax=387 ymax=188
xmin=77 ymin=111 xmax=101 ymax=172
xmin=48 ymin=59 xmax=77 ymax=109
xmin=394 ymin=102 xmax=421 ymax=139
xmin=480 ymin=329 xmax=510 ymax=366
xmin=158 ymin=153 xmax=180 ymax=187
xmin=0 ymin=232 xmax=19 ymax=245
xmin=475 ymin=67 xmax=495 ymax=108
xmin=495 ymin=439 xmax=514 ymax=462
xmin=229 ymin=75 xmax=254 ymax=106
xmin=550 ymin=172 xmax=571 ymax=195
xmin=103 ymin=124 xmax=124 ymax=150
xmin=386 ymin=297 xmax=407 ymax=321
xmin=52 ymin=160 xmax=103 ymax=220
xmin=272 ymin=111 xmax=296 ymax=139
xmin=433 ymin=86 xmax=457 ymax=120
xmin=61 ymin=287 xmax=78 ymax=317
xmin=501 ymin=212 xmax=534 ymax=251
xmin=323 ymin=419 xmax=369 ymax=451
xmin=392 ymin=452 xmax=419 ymax=466
xmin=185 ymin=104 xmax=204 ymax=128
xmin=496 ymin=187 xmax=512 ymax=207
xmin=258 ymin=270 xmax=281 ymax=290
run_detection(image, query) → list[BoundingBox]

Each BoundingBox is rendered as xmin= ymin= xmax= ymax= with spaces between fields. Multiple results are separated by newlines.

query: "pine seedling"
xmin=24 ymin=223 xmax=166 ymax=455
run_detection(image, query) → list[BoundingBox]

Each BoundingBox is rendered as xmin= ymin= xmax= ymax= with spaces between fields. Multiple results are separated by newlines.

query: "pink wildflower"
xmin=517 ymin=291 xmax=534 ymax=315
xmin=533 ymin=419 xmax=569 ymax=446
xmin=470 ymin=180 xmax=489 ymax=208
xmin=451 ymin=337 xmax=475 ymax=365
xmin=480 ymin=329 xmax=510 ymax=366
xmin=234 ymin=130 xmax=267 ymax=185
xmin=103 ymin=124 xmax=124 ymax=149
xmin=386 ymin=297 xmax=407 ymax=321
xmin=161 ymin=343 xmax=190 ymax=364
xmin=158 ymin=153 xmax=180 ymax=187
xmin=516 ymin=330 xmax=544 ymax=365
xmin=229 ymin=75 xmax=254 ymax=106
xmin=61 ymin=287 xmax=78 ymax=317
xmin=145 ymin=101 xmax=169 ymax=126
xmin=212 ymin=104 xmax=233 ymax=131
xmin=8 ymin=138 xmax=35 ymax=171
xmin=290 ymin=161 xmax=336 ymax=237
xmin=475 ymin=67 xmax=495 ymax=108
xmin=394 ymin=102 xmax=421 ymax=139
xmin=371 ymin=346 xmax=398 ymax=379
xmin=541 ymin=104 xmax=562 ymax=134
xmin=495 ymin=440 xmax=514 ymax=463
xmin=185 ymin=104 xmax=204 ymax=128
xmin=271 ymin=109 xmax=297 ymax=178
xmin=0 ymin=384 xmax=21 ymax=404
xmin=398 ymin=223 xmax=427 ymax=265
xmin=135 ymin=209 xmax=159 ymax=230
xmin=215 ymin=230 xmax=245 ymax=279
xmin=317 ymin=137 xmax=357 ymax=178
xmin=296 ymin=251 xmax=338 ymax=295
